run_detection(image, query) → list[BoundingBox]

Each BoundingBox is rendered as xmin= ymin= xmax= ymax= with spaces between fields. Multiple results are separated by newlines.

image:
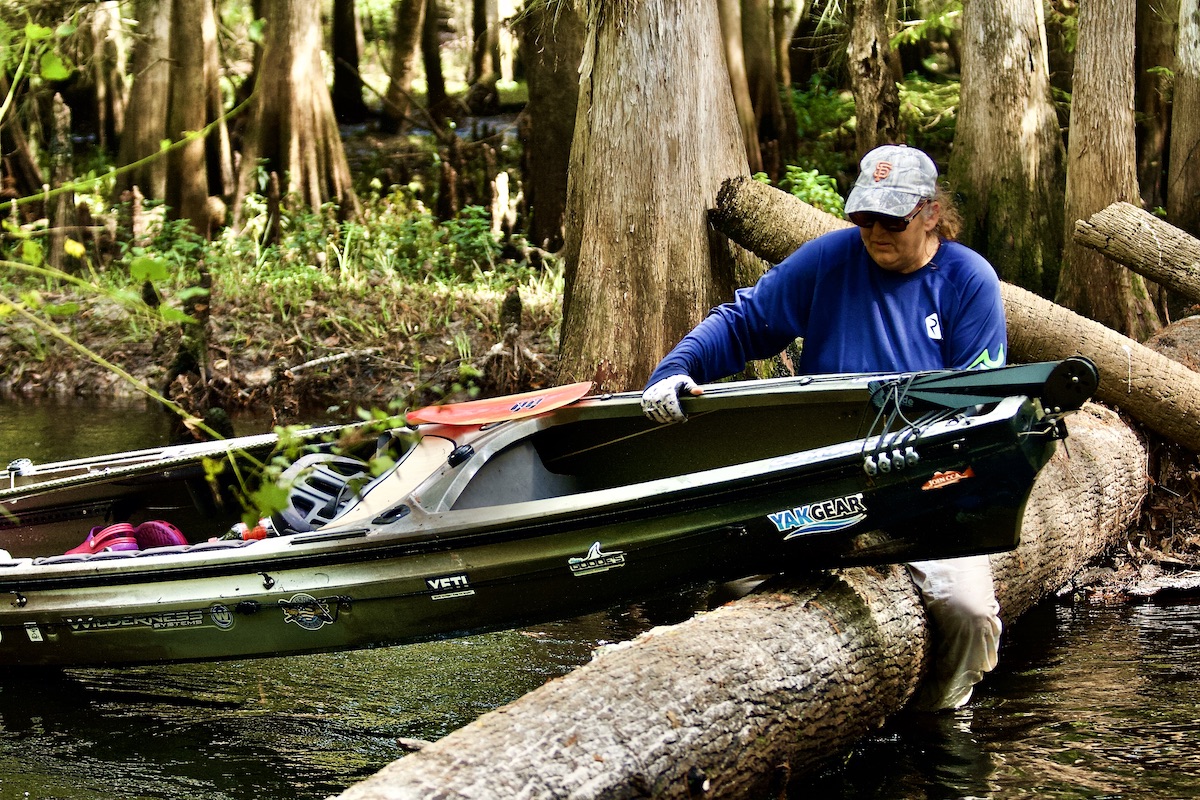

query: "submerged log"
xmin=1073 ymin=202 xmax=1200 ymax=302
xmin=710 ymin=178 xmax=1200 ymax=453
xmin=334 ymin=407 xmax=1145 ymax=800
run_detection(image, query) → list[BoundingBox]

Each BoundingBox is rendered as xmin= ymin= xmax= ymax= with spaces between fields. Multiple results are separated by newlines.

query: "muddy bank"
xmin=0 ymin=283 xmax=562 ymax=423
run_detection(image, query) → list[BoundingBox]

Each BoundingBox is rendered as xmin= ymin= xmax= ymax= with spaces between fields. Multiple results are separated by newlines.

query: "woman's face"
xmin=858 ymin=202 xmax=941 ymax=274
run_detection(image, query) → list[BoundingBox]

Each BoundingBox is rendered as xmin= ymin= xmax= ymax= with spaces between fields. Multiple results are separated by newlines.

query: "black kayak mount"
xmin=870 ymin=357 xmax=1099 ymax=413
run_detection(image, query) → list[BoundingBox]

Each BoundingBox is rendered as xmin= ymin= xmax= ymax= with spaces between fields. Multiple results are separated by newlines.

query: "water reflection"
xmin=0 ymin=611 xmax=663 ymax=800
xmin=799 ymin=601 xmax=1200 ymax=799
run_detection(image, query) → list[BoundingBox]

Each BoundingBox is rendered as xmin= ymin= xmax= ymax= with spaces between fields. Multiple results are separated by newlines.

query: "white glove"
xmin=641 ymin=375 xmax=702 ymax=424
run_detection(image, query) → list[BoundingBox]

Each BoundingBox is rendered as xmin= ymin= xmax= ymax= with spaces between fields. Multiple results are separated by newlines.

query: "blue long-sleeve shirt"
xmin=647 ymin=227 xmax=1007 ymax=385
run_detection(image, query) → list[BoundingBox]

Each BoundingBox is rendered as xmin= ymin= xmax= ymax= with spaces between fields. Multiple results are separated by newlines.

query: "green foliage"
xmin=774 ymin=167 xmax=846 ymax=217
xmin=896 ymin=74 xmax=960 ymax=160
xmin=891 ymin=2 xmax=962 ymax=50
xmin=785 ymin=76 xmax=857 ymax=181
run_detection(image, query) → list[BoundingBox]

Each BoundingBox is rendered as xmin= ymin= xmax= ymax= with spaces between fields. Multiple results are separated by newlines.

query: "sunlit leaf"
xmin=1 ymin=219 xmax=27 ymax=238
xmin=39 ymin=52 xmax=71 ymax=81
xmin=248 ymin=18 xmax=266 ymax=44
xmin=21 ymin=239 xmax=43 ymax=267
xmin=176 ymin=286 xmax=210 ymax=301
xmin=43 ymin=302 xmax=80 ymax=317
xmin=24 ymin=23 xmax=53 ymax=41
xmin=159 ymin=306 xmax=198 ymax=324
xmin=248 ymin=482 xmax=290 ymax=519
xmin=19 ymin=290 xmax=42 ymax=310
xmin=63 ymin=238 xmax=86 ymax=258
xmin=130 ymin=255 xmax=169 ymax=282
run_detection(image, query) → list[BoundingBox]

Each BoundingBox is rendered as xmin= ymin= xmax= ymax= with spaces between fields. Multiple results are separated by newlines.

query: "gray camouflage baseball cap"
xmin=844 ymin=144 xmax=938 ymax=218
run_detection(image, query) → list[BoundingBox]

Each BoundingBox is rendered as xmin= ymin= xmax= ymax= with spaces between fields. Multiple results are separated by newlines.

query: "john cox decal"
xmin=769 ymin=493 xmax=867 ymax=540
xmin=921 ymin=467 xmax=974 ymax=491
xmin=568 ymin=542 xmax=626 ymax=577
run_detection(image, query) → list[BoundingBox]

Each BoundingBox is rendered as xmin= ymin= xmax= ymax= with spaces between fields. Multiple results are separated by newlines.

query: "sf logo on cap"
xmin=872 ymin=161 xmax=893 ymax=181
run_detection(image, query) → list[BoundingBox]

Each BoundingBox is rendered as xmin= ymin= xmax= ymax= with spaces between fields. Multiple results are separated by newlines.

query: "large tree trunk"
xmin=712 ymin=177 xmax=1200 ymax=452
xmin=718 ymin=0 xmax=765 ymax=174
xmin=464 ymin=0 xmax=501 ymax=114
xmin=331 ymin=0 xmax=369 ymax=123
xmin=516 ymin=4 xmax=584 ymax=252
xmin=165 ymin=0 xmax=220 ymax=234
xmin=233 ymin=0 xmax=360 ymax=223
xmin=1135 ymin=0 xmax=1176 ymax=213
xmin=1054 ymin=0 xmax=1161 ymax=340
xmin=742 ymin=0 xmax=788 ymax=176
xmin=381 ymin=0 xmax=426 ymax=133
xmin=557 ymin=0 xmax=760 ymax=392
xmin=949 ymin=0 xmax=1064 ymax=296
xmin=333 ymin=407 xmax=1145 ymax=800
xmin=86 ymin=1 xmax=127 ymax=152
xmin=115 ymin=0 xmax=171 ymax=200
xmin=421 ymin=0 xmax=450 ymax=117
xmin=1168 ymin=0 xmax=1200 ymax=237
xmin=845 ymin=0 xmax=898 ymax=155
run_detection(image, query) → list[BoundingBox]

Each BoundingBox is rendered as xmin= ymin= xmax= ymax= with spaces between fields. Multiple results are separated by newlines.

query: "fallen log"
xmin=1073 ymin=201 xmax=1200 ymax=302
xmin=333 ymin=407 xmax=1145 ymax=800
xmin=710 ymin=177 xmax=1200 ymax=453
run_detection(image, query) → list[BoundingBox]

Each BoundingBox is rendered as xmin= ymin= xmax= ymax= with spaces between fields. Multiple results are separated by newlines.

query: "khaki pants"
xmin=907 ymin=554 xmax=1002 ymax=711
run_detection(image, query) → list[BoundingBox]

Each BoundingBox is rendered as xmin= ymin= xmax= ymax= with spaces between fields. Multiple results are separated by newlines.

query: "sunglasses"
xmin=848 ymin=198 xmax=929 ymax=233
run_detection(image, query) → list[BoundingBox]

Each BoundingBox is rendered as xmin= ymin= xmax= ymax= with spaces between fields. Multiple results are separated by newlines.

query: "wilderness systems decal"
xmin=279 ymin=593 xmax=347 ymax=631
xmin=426 ymin=573 xmax=476 ymax=600
xmin=921 ymin=467 xmax=975 ymax=490
xmin=64 ymin=608 xmax=207 ymax=633
xmin=568 ymin=542 xmax=627 ymax=577
xmin=768 ymin=493 xmax=868 ymax=540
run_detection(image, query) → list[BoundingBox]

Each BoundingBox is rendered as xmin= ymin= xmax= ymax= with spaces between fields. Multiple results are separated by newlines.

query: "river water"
xmin=1 ymin=398 xmax=1198 ymax=800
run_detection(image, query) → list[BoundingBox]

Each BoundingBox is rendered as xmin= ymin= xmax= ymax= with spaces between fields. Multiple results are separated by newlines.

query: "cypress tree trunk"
xmin=232 ymin=0 xmax=360 ymax=223
xmin=557 ymin=0 xmax=759 ymax=392
xmin=1055 ymin=0 xmax=1161 ymax=340
xmin=949 ymin=0 xmax=1064 ymax=296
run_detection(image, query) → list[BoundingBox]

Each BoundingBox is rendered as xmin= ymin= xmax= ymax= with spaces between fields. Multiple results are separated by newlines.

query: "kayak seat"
xmin=272 ymin=453 xmax=375 ymax=534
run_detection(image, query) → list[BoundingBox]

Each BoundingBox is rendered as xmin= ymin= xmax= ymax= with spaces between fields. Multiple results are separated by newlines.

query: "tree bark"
xmin=465 ymin=0 xmax=501 ymax=114
xmin=86 ymin=1 xmax=128 ymax=152
xmin=845 ymin=0 xmax=898 ymax=155
xmin=332 ymin=407 xmax=1146 ymax=800
xmin=1168 ymin=0 xmax=1200 ymax=237
xmin=710 ymin=177 xmax=1200 ymax=453
xmin=742 ymin=0 xmax=788 ymax=175
xmin=718 ymin=0 xmax=765 ymax=174
xmin=166 ymin=0 xmax=215 ymax=234
xmin=1074 ymin=202 xmax=1200 ymax=302
xmin=421 ymin=0 xmax=450 ymax=117
xmin=516 ymin=4 xmax=584 ymax=252
xmin=949 ymin=0 xmax=1064 ymax=296
xmin=382 ymin=0 xmax=426 ymax=133
xmin=1054 ymin=0 xmax=1161 ymax=340
xmin=115 ymin=0 xmax=171 ymax=200
xmin=557 ymin=0 xmax=760 ymax=392
xmin=1135 ymin=0 xmax=1176 ymax=213
xmin=232 ymin=0 xmax=360 ymax=223
xmin=331 ymin=0 xmax=370 ymax=123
